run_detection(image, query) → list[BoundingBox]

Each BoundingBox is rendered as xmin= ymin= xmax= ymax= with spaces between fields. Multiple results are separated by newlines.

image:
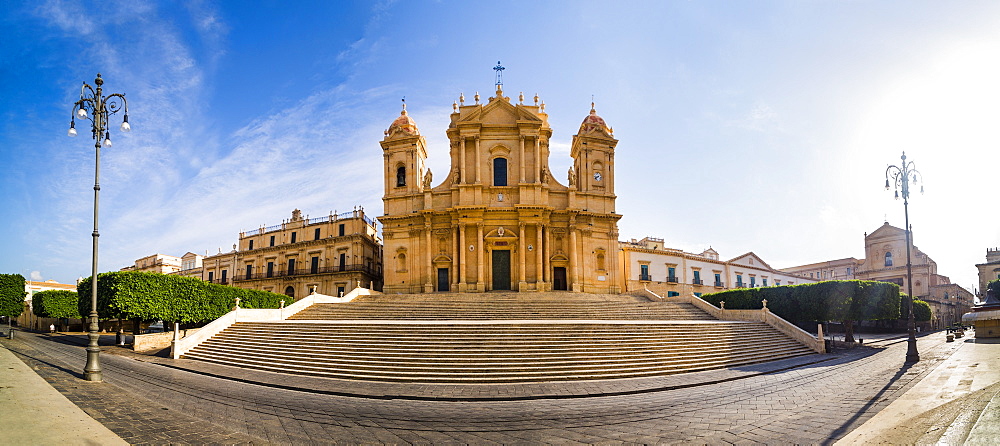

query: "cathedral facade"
xmin=380 ymin=85 xmax=621 ymax=294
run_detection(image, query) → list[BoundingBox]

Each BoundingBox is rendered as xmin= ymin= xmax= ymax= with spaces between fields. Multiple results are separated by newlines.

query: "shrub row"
xmin=77 ymin=271 xmax=289 ymax=323
xmin=32 ymin=290 xmax=81 ymax=319
xmin=701 ymin=280 xmax=901 ymax=323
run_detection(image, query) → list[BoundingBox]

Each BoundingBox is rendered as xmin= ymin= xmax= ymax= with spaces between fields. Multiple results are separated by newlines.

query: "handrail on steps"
xmin=171 ymin=287 xmax=374 ymax=359
xmin=642 ymin=286 xmax=825 ymax=354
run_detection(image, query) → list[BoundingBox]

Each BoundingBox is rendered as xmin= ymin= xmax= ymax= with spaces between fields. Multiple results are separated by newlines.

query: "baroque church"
xmin=380 ymin=81 xmax=621 ymax=294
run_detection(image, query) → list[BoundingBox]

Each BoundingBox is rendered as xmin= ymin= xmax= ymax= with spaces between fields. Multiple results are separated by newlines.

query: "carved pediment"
xmin=455 ymin=99 xmax=544 ymax=126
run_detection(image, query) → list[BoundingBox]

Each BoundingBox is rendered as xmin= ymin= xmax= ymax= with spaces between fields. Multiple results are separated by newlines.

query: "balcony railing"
xmin=639 ymin=274 xmax=651 ymax=281
xmin=234 ymin=263 xmax=379 ymax=281
xmin=714 ymin=281 xmax=724 ymax=287
xmin=735 ymin=282 xmax=745 ymax=288
xmin=666 ymin=276 xmax=678 ymax=283
xmin=692 ymin=279 xmax=703 ymax=285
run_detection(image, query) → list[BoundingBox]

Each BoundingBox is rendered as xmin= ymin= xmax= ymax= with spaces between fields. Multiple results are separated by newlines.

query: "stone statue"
xmin=423 ymin=169 xmax=433 ymax=188
xmin=453 ymin=167 xmax=461 ymax=183
xmin=540 ymin=166 xmax=549 ymax=183
xmin=568 ymin=166 xmax=576 ymax=187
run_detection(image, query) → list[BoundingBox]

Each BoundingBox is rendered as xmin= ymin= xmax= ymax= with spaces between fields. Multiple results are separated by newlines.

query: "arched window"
xmin=493 ymin=157 xmax=507 ymax=186
xmin=284 ymin=286 xmax=295 ymax=298
xmin=396 ymin=166 xmax=406 ymax=187
xmin=884 ymin=251 xmax=893 ymax=267
xmin=397 ymin=253 xmax=406 ymax=271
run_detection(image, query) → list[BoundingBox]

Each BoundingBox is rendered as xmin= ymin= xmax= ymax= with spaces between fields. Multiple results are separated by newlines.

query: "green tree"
xmin=0 ymin=274 xmax=27 ymax=319
xmin=32 ymin=290 xmax=81 ymax=330
xmin=899 ymin=294 xmax=932 ymax=322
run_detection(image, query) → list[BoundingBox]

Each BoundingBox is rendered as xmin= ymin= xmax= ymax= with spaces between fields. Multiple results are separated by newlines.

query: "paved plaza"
xmin=1 ymin=330 xmax=998 ymax=444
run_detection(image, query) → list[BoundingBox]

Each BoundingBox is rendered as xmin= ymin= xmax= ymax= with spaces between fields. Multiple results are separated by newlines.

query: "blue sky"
xmin=2 ymin=0 xmax=998 ymax=292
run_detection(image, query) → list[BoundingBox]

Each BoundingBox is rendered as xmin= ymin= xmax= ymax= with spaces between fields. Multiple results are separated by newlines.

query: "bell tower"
xmin=381 ymin=100 xmax=428 ymax=209
xmin=570 ymin=101 xmax=618 ymax=214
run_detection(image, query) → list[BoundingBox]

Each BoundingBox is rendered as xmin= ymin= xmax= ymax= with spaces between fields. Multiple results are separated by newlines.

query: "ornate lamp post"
xmin=68 ymin=73 xmax=130 ymax=382
xmin=885 ymin=151 xmax=923 ymax=363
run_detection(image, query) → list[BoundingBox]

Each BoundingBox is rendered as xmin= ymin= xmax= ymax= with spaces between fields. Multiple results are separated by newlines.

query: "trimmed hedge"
xmin=77 ymin=271 xmax=289 ymax=323
xmin=32 ymin=290 xmax=81 ymax=319
xmin=0 ymin=274 xmax=26 ymax=318
xmin=899 ymin=294 xmax=932 ymax=322
xmin=701 ymin=280 xmax=901 ymax=323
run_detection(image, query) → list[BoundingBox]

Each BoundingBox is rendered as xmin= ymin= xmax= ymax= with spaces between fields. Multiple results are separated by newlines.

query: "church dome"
xmin=578 ymin=103 xmax=613 ymax=136
xmin=386 ymin=108 xmax=420 ymax=139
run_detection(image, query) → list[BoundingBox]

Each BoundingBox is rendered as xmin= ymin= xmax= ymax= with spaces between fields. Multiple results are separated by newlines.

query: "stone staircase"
xmin=288 ymin=292 xmax=718 ymax=321
xmin=181 ymin=293 xmax=816 ymax=383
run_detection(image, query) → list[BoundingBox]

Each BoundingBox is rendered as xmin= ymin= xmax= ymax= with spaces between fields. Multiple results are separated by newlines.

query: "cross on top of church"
xmin=493 ymin=61 xmax=505 ymax=87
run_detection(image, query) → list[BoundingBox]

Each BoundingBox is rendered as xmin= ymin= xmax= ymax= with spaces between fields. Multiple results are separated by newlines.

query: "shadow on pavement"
xmin=822 ymin=362 xmax=915 ymax=445
xmin=7 ymin=346 xmax=86 ymax=380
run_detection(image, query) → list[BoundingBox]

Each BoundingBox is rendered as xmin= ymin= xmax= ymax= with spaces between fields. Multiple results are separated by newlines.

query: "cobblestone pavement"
xmin=2 ymin=332 xmax=963 ymax=444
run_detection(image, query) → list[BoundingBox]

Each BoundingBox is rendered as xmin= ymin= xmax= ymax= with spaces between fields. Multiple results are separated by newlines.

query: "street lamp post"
xmin=885 ymin=151 xmax=923 ymax=363
xmin=68 ymin=73 xmax=130 ymax=382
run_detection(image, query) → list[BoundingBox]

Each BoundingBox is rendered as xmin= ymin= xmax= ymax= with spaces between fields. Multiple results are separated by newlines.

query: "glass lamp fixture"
xmin=77 ymin=106 xmax=88 ymax=119
xmin=120 ymin=114 xmax=130 ymax=132
xmin=68 ymin=121 xmax=77 ymax=137
xmin=884 ymin=178 xmax=890 ymax=190
xmin=103 ymin=132 xmax=112 ymax=147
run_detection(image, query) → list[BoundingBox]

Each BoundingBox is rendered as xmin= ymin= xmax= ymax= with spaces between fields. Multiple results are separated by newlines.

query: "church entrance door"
xmin=492 ymin=250 xmax=511 ymax=290
xmin=553 ymin=267 xmax=567 ymax=290
xmin=437 ymin=268 xmax=450 ymax=292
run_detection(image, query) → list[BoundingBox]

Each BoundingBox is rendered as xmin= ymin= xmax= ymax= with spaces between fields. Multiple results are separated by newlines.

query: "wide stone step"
xmin=197 ymin=337 xmax=800 ymax=357
xmin=287 ymin=296 xmax=716 ymax=321
xmin=182 ymin=349 xmax=812 ymax=382
xmin=192 ymin=340 xmax=808 ymax=364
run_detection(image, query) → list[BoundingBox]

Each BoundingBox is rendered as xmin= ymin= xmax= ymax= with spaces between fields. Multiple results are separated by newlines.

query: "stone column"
xmin=519 ymin=136 xmax=526 ymax=183
xmin=570 ymin=225 xmax=579 ymax=292
xmin=476 ymin=223 xmax=484 ymax=292
xmin=544 ymin=225 xmax=551 ymax=289
xmin=458 ymin=224 xmax=467 ymax=292
xmin=424 ymin=223 xmax=433 ymax=293
xmin=519 ymin=222 xmax=527 ymax=291
xmin=535 ymin=138 xmax=541 ymax=183
xmin=475 ymin=137 xmax=481 ymax=184
xmin=536 ymin=224 xmax=544 ymax=289
xmin=452 ymin=224 xmax=460 ymax=291
xmin=459 ymin=138 xmax=466 ymax=185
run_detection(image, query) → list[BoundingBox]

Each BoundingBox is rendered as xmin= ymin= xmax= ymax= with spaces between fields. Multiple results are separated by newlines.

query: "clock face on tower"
xmin=593 ymin=172 xmax=602 ymax=181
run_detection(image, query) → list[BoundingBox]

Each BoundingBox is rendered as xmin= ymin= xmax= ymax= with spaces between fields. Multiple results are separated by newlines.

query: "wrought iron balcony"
xmin=234 ymin=263 xmax=379 ymax=282
xmin=667 ymin=276 xmax=678 ymax=283
xmin=692 ymin=279 xmax=704 ymax=285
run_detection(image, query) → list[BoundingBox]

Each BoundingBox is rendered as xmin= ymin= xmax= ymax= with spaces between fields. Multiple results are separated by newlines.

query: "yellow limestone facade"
xmin=380 ymin=85 xmax=621 ymax=294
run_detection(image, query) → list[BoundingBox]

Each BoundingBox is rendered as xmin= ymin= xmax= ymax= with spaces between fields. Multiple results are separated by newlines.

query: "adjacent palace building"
xmin=118 ymin=75 xmax=975 ymax=329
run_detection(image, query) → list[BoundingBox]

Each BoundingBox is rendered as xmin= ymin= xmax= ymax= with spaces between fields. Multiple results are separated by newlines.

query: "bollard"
xmin=116 ymin=329 xmax=124 ymax=346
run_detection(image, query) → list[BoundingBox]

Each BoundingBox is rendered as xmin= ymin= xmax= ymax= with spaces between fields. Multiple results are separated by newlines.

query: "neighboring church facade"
xmin=782 ymin=222 xmax=974 ymax=328
xmin=380 ymin=84 xmax=621 ymax=294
